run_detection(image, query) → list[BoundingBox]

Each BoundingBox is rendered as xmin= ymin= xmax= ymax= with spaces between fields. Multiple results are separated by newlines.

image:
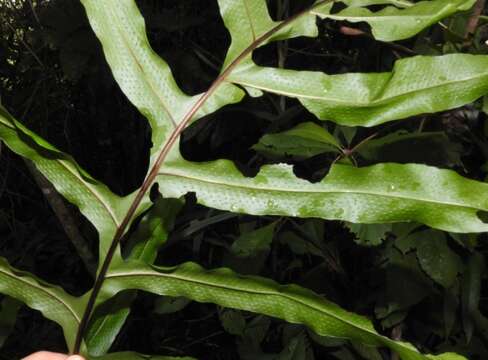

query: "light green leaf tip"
xmin=313 ymin=0 xmax=477 ymax=42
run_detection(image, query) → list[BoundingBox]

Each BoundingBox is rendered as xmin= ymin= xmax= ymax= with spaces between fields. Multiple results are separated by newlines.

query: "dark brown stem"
xmin=277 ymin=0 xmax=290 ymax=112
xmin=464 ymin=0 xmax=486 ymax=47
xmin=25 ymin=160 xmax=97 ymax=275
xmin=338 ymin=25 xmax=417 ymax=55
xmin=349 ymin=132 xmax=378 ymax=154
xmin=391 ymin=325 xmax=402 ymax=360
xmin=72 ymin=0 xmax=335 ymax=353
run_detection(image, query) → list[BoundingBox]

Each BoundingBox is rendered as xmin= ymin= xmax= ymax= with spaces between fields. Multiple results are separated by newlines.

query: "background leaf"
xmin=86 ymin=197 xmax=183 ymax=356
xmin=462 ymin=253 xmax=485 ymax=342
xmin=230 ymin=221 xmax=277 ymax=258
xmin=395 ymin=230 xmax=463 ymax=288
xmin=0 ymin=297 xmax=22 ymax=348
xmin=356 ymin=131 xmax=463 ymax=167
xmin=347 ymin=223 xmax=392 ymax=247
xmin=253 ymin=122 xmax=341 ymax=160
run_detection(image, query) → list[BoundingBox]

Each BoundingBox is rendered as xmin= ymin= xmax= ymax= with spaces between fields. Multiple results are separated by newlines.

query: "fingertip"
xmin=67 ymin=356 xmax=85 ymax=360
xmin=21 ymin=352 xmax=71 ymax=360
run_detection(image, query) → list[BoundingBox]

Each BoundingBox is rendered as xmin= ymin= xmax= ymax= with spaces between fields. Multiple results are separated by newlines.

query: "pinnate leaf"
xmin=0 ymin=0 xmax=484 ymax=358
xmin=80 ymin=0 xmax=244 ymax=154
xmin=462 ymin=253 xmax=485 ymax=342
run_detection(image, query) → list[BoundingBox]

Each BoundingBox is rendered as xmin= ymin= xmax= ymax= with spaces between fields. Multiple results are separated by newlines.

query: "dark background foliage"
xmin=0 ymin=0 xmax=488 ymax=359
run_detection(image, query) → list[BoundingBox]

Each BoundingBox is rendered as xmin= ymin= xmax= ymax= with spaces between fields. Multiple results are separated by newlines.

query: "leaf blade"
xmin=80 ymin=0 xmax=244 ymax=154
xmin=230 ymin=54 xmax=488 ymax=126
xmin=253 ymin=122 xmax=342 ymax=160
xmin=0 ymin=257 xmax=85 ymax=352
xmin=103 ymin=261 xmax=467 ymax=360
xmin=158 ymin=154 xmax=488 ymax=233
xmin=0 ymin=106 xmax=133 ymax=266
xmin=86 ymin=198 xmax=183 ymax=356
xmin=313 ymin=0 xmax=476 ymax=42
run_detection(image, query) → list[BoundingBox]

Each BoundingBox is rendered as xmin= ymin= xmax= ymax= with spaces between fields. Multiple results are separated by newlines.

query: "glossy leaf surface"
xmin=0 ymin=257 xmax=85 ymax=351
xmin=103 ymin=260 xmax=467 ymax=360
xmin=80 ymin=0 xmax=244 ymax=154
xmin=86 ymin=198 xmax=183 ymax=356
xmin=230 ymin=54 xmax=488 ymax=126
xmin=159 ymin=155 xmax=488 ymax=233
xmin=253 ymin=122 xmax=341 ymax=159
xmin=0 ymin=0 xmax=484 ymax=358
xmin=0 ymin=105 xmax=132 ymax=264
xmin=313 ymin=0 xmax=476 ymax=42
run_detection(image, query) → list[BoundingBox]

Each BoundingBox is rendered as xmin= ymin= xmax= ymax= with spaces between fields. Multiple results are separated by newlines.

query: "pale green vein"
xmin=233 ymin=72 xmax=488 ymax=106
xmin=56 ymin=160 xmax=120 ymax=227
xmin=242 ymin=0 xmax=257 ymax=40
xmin=105 ymin=269 xmax=378 ymax=336
xmin=114 ymin=2 xmax=178 ymax=127
xmin=0 ymin=268 xmax=81 ymax=324
xmin=157 ymin=170 xmax=481 ymax=210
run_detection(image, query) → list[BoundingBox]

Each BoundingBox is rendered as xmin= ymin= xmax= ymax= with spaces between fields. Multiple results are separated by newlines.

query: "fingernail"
xmin=68 ymin=356 xmax=85 ymax=360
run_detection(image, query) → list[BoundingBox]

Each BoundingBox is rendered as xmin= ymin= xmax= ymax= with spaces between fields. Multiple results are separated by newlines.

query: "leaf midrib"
xmin=242 ymin=0 xmax=257 ymax=41
xmin=0 ymin=268 xmax=81 ymax=324
xmin=0 ymin=115 xmax=120 ymax=227
xmin=56 ymin=160 xmax=121 ymax=227
xmin=105 ymin=269 xmax=380 ymax=342
xmin=158 ymin=169 xmax=485 ymax=211
xmin=311 ymin=8 xmax=455 ymax=22
xmin=114 ymin=2 xmax=177 ymax=127
xmin=232 ymin=71 xmax=488 ymax=106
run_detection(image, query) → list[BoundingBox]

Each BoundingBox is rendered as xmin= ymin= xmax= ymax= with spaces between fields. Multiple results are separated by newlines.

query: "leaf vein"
xmin=106 ymin=270 xmax=378 ymax=338
xmin=158 ymin=170 xmax=482 ymax=211
xmin=0 ymin=268 xmax=81 ymax=324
